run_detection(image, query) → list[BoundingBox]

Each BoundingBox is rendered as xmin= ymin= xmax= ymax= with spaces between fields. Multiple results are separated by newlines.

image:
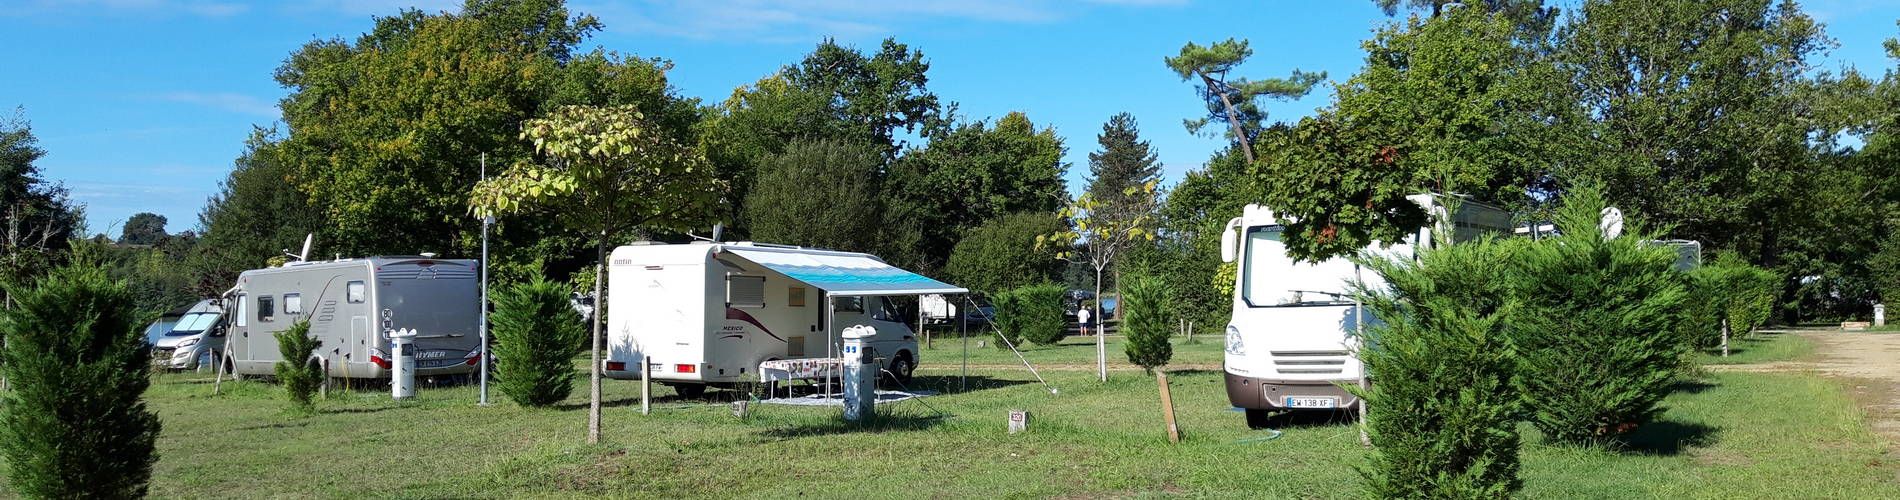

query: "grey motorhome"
xmin=222 ymin=256 xmax=483 ymax=379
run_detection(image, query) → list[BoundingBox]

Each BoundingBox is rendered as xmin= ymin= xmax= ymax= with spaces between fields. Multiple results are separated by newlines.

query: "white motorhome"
xmin=602 ymin=242 xmax=966 ymax=397
xmin=1218 ymin=194 xmax=1512 ymax=428
xmin=151 ymin=299 xmax=225 ymax=370
xmin=221 ymin=256 xmax=484 ymax=379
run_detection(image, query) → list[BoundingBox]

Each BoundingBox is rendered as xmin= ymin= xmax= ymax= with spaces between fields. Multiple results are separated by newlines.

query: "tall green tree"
xmin=118 ymin=213 xmax=168 ymax=246
xmin=471 ymin=103 xmax=723 ymax=444
xmin=0 ymin=262 xmax=161 ymax=498
xmin=944 ymin=212 xmax=1068 ymax=294
xmin=1164 ymin=38 xmax=1324 ymax=164
xmin=1085 ymin=112 xmax=1162 ymax=224
xmin=196 ymin=130 xmax=322 ymax=296
xmin=0 ymin=108 xmax=84 ymax=301
xmin=744 ymin=138 xmax=884 ymax=253
xmin=884 ymin=112 xmax=1068 ymax=275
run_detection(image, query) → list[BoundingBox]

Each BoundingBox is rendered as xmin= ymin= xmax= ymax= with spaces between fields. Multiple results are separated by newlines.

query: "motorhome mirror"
xmin=1219 ymin=217 xmax=1240 ymax=263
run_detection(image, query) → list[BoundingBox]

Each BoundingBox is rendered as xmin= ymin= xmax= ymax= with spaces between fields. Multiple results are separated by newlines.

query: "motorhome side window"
xmin=284 ymin=293 xmax=303 ymax=315
xmin=257 ymin=295 xmax=274 ymax=322
xmin=872 ymin=297 xmax=898 ymax=321
xmin=727 ymin=275 xmax=765 ymax=308
xmin=235 ymin=295 xmax=248 ymax=327
xmin=834 ymin=296 xmax=864 ymax=313
xmin=346 ymin=281 xmax=366 ymax=303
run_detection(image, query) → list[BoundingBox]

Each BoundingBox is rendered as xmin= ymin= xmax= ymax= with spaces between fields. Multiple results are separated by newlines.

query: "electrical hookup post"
xmin=391 ymin=328 xmax=418 ymax=401
xmin=842 ymin=325 xmax=878 ymax=422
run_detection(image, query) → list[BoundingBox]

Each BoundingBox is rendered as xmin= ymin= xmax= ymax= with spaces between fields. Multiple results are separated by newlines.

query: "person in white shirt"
xmin=1078 ymin=305 xmax=1093 ymax=337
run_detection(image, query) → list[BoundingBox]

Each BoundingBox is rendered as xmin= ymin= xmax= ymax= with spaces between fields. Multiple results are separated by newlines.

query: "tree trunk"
xmin=1202 ymin=73 xmax=1256 ymax=164
xmin=588 ymin=229 xmax=605 ymax=444
xmin=1096 ymin=266 xmax=1106 ymax=383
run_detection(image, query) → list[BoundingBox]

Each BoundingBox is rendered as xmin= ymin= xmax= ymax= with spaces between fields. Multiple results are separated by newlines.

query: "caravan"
xmin=602 ymin=242 xmax=966 ymax=396
xmin=1217 ymin=195 xmax=1512 ymax=427
xmin=221 ymin=255 xmax=484 ymax=379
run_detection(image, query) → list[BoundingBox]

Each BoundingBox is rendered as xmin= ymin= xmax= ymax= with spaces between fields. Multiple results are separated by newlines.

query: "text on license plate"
xmin=1285 ymin=396 xmax=1338 ymax=408
xmin=418 ymin=350 xmax=449 ymax=359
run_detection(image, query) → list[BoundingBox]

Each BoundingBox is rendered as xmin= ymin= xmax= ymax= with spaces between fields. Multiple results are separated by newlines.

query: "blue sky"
xmin=2 ymin=0 xmax=1897 ymax=238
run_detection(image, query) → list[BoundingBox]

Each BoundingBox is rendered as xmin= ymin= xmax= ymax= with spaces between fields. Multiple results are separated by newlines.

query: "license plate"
xmin=1285 ymin=396 xmax=1338 ymax=409
xmin=418 ymin=350 xmax=449 ymax=359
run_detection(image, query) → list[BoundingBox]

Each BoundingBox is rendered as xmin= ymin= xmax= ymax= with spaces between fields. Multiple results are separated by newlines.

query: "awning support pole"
xmin=960 ymin=293 xmax=968 ymax=393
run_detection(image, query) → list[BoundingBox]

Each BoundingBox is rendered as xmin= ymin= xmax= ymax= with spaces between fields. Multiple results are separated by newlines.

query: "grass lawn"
xmin=3 ymin=337 xmax=1893 ymax=498
xmin=1696 ymin=331 xmax=1814 ymax=365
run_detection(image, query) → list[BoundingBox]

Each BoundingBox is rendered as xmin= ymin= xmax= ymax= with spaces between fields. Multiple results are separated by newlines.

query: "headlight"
xmin=1224 ymin=325 xmax=1244 ymax=356
xmin=176 ymin=338 xmax=198 ymax=348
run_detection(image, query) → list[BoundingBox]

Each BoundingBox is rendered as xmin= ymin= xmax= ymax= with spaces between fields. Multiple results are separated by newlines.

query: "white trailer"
xmin=1218 ymin=194 xmax=1512 ymax=428
xmin=221 ymin=256 xmax=484 ymax=379
xmin=602 ymin=242 xmax=967 ymax=397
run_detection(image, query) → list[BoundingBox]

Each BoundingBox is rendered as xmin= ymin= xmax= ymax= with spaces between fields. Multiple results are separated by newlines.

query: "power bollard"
xmin=391 ymin=328 xmax=417 ymax=401
xmin=841 ymin=325 xmax=878 ymax=421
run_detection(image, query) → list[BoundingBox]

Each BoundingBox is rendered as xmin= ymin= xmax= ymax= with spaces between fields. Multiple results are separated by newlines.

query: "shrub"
xmin=1683 ymin=252 xmax=1779 ymax=349
xmin=993 ymin=284 xmax=1066 ymax=347
xmin=1507 ymin=185 xmax=1689 ymax=446
xmin=492 ymin=279 xmax=588 ymax=407
xmin=0 ymin=263 xmax=162 ymax=498
xmin=945 ymin=212 xmax=1068 ymax=294
xmin=1351 ymin=231 xmax=1524 ymax=498
xmin=274 ymin=319 xmax=323 ymax=410
xmin=1120 ymin=275 xmax=1172 ymax=374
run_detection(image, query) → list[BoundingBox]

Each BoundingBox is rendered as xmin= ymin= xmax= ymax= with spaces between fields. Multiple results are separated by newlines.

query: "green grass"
xmin=1696 ymin=331 xmax=1814 ymax=365
xmin=2 ymin=340 xmax=1893 ymax=498
xmin=919 ymin=329 xmax=1225 ymax=368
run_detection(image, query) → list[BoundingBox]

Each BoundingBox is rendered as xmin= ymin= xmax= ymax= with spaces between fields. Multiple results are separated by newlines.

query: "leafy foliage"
xmin=945 ymin=212 xmax=1067 ymax=295
xmin=1118 ymin=275 xmax=1172 ymax=374
xmin=0 ymin=108 xmax=84 ymax=302
xmin=1506 ymin=185 xmax=1690 ymax=446
xmin=992 ymin=284 xmax=1067 ymax=347
xmin=118 ymin=213 xmax=168 ymax=246
xmin=884 ymin=112 xmax=1068 ymax=274
xmin=1683 ymin=253 xmax=1781 ymax=347
xmin=273 ymin=319 xmax=323 ymax=411
xmin=492 ymin=278 xmax=587 ymax=407
xmin=0 ymin=262 xmax=160 ymax=498
xmin=1350 ymin=230 xmax=1524 ymax=498
xmin=744 ymin=138 xmax=884 ymax=252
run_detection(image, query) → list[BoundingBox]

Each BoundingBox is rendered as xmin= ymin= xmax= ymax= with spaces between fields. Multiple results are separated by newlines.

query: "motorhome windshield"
xmin=167 ymin=312 xmax=220 ymax=336
xmin=1242 ymin=226 xmax=1358 ymax=307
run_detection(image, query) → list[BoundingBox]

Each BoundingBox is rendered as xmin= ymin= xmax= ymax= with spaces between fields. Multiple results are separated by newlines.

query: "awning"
xmin=718 ymin=245 xmax=968 ymax=297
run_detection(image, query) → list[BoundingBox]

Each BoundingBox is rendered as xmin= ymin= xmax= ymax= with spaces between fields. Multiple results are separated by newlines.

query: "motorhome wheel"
xmin=1244 ymin=409 xmax=1274 ymax=430
xmin=673 ymin=383 xmax=707 ymax=399
xmin=887 ymin=352 xmax=915 ymax=384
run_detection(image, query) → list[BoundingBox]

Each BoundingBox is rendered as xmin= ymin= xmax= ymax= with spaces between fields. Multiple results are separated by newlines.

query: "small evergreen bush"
xmin=1683 ymin=252 xmax=1779 ymax=348
xmin=992 ymin=284 xmax=1065 ymax=347
xmin=274 ymin=319 xmax=323 ymax=410
xmin=0 ymin=263 xmax=162 ymax=498
xmin=1120 ymin=275 xmax=1172 ymax=374
xmin=1351 ymin=231 xmax=1524 ymax=498
xmin=492 ymin=279 xmax=587 ymax=407
xmin=1507 ymin=185 xmax=1689 ymax=446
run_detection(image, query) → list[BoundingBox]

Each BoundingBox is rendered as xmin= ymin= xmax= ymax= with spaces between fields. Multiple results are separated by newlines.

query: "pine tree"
xmin=0 ymin=262 xmax=161 ymax=498
xmin=274 ymin=319 xmax=323 ymax=411
xmin=1086 ymin=112 xmax=1162 ymax=218
xmin=492 ymin=279 xmax=587 ymax=407
xmin=1120 ymin=275 xmax=1173 ymax=374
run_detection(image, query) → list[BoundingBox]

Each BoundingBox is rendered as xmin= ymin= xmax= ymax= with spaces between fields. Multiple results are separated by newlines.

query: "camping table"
xmin=759 ymin=358 xmax=846 ymax=399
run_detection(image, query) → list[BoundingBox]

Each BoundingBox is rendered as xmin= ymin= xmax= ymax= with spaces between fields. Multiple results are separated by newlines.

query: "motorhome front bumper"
xmin=1224 ymin=372 xmax=1362 ymax=411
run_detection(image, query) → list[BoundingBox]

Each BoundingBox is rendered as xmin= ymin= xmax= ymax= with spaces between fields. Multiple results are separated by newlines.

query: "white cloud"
xmin=578 ymin=0 xmax=1170 ymax=43
xmin=153 ymin=92 xmax=279 ymax=118
xmin=2 ymin=0 xmax=250 ymax=17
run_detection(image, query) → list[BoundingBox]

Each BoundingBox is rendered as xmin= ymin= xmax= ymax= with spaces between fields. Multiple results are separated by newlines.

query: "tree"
xmin=273 ymin=319 xmax=323 ymax=411
xmin=1086 ymin=113 xmax=1162 ymax=216
xmin=471 ymin=103 xmax=723 ymax=444
xmin=1507 ymin=185 xmax=1690 ymax=446
xmin=492 ymin=278 xmax=587 ymax=407
xmin=1684 ymin=253 xmax=1780 ymax=354
xmin=744 ymin=139 xmax=884 ymax=252
xmin=196 ymin=129 xmax=322 ymax=297
xmin=0 ymin=108 xmax=84 ymax=304
xmin=884 ymin=112 xmax=1068 ymax=274
xmin=1119 ymin=275 xmax=1172 ymax=374
xmin=1256 ymin=6 xmax=1570 ymax=261
xmin=944 ymin=212 xmax=1067 ymax=295
xmin=1350 ymin=228 xmax=1524 ymax=498
xmin=1164 ymin=38 xmax=1325 ymax=164
xmin=0 ymin=262 xmax=160 ymax=498
xmin=118 ymin=213 xmax=168 ymax=246
xmin=1041 ymin=182 xmax=1158 ymax=382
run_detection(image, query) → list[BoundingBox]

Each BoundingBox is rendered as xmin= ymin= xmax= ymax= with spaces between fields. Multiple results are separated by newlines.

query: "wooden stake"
xmin=320 ymin=358 xmax=329 ymax=399
xmin=1720 ymin=318 xmax=1730 ymax=358
xmin=213 ymin=345 xmax=230 ymax=395
xmin=1158 ymin=372 xmax=1180 ymax=444
xmin=640 ymin=357 xmax=651 ymax=415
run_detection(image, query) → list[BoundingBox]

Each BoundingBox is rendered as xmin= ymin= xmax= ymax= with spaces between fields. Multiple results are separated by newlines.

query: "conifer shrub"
xmin=1351 ymin=232 xmax=1524 ymax=498
xmin=273 ymin=319 xmax=323 ymax=410
xmin=1120 ymin=275 xmax=1172 ymax=374
xmin=491 ymin=279 xmax=587 ymax=407
xmin=1506 ymin=185 xmax=1689 ymax=446
xmin=993 ymin=284 xmax=1066 ymax=347
xmin=0 ymin=263 xmax=162 ymax=498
